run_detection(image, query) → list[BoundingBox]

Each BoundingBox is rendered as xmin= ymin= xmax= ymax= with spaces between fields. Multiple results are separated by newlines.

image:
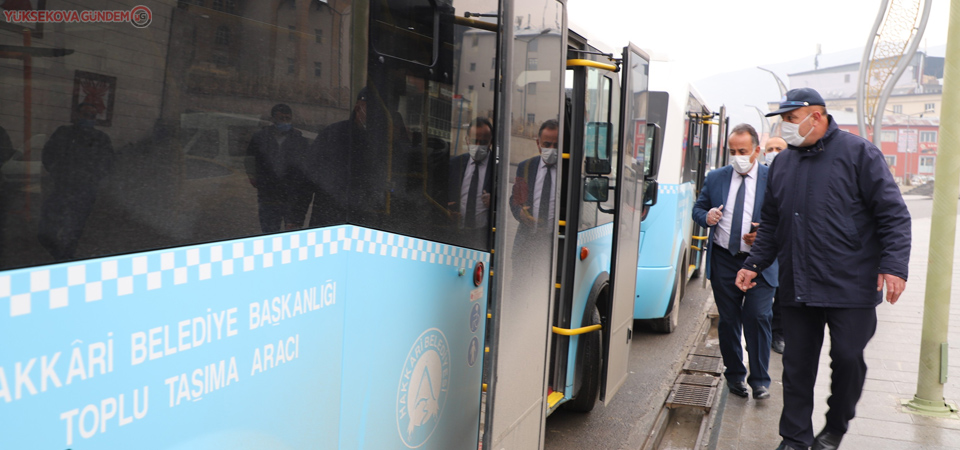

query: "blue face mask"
xmin=275 ymin=123 xmax=292 ymax=132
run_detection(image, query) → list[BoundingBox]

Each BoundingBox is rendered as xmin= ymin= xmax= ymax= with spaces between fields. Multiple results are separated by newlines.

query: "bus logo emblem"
xmin=397 ymin=328 xmax=450 ymax=448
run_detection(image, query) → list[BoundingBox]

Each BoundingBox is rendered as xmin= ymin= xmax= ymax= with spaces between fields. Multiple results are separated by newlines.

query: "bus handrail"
xmin=552 ymin=324 xmax=602 ymax=336
xmin=566 ymin=59 xmax=619 ymax=72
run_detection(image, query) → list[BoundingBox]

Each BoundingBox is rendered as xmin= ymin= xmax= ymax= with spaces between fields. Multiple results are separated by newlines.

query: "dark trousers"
xmin=772 ymin=289 xmax=783 ymax=341
xmin=710 ymin=248 xmax=774 ymax=389
xmin=779 ymin=306 xmax=877 ymax=449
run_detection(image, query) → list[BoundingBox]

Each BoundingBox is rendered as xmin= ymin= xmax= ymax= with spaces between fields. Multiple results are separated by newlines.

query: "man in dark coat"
xmin=245 ymin=103 xmax=311 ymax=233
xmin=38 ymin=103 xmax=115 ymax=261
xmin=736 ymin=88 xmax=911 ymax=450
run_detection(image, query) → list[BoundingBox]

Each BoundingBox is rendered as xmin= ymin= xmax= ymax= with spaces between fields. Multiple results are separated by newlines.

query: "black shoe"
xmin=772 ymin=338 xmax=785 ymax=354
xmin=775 ymin=442 xmax=808 ymax=450
xmin=753 ymin=385 xmax=770 ymax=400
xmin=727 ymin=380 xmax=748 ymax=397
xmin=812 ymin=429 xmax=842 ymax=450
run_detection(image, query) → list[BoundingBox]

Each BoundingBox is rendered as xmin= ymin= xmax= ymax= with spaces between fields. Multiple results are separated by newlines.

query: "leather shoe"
xmin=772 ymin=338 xmax=785 ymax=354
xmin=753 ymin=385 xmax=770 ymax=400
xmin=775 ymin=442 xmax=808 ymax=450
xmin=727 ymin=380 xmax=748 ymax=398
xmin=812 ymin=429 xmax=842 ymax=450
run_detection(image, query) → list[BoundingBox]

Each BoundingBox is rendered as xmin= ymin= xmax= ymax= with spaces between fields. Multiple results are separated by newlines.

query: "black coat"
xmin=744 ymin=116 xmax=911 ymax=308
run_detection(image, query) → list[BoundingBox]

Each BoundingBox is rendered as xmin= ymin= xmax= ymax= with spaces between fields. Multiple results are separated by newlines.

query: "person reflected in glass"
xmin=245 ymin=103 xmax=311 ymax=233
xmin=448 ymin=117 xmax=494 ymax=232
xmin=763 ymin=136 xmax=787 ymax=355
xmin=303 ymin=89 xmax=368 ymax=227
xmin=509 ymin=119 xmax=559 ymax=269
xmin=38 ymin=103 xmax=115 ymax=261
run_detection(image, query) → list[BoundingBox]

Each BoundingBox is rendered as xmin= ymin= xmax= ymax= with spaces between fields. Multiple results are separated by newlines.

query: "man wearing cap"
xmin=693 ymin=123 xmax=777 ymax=401
xmin=736 ymin=88 xmax=911 ymax=450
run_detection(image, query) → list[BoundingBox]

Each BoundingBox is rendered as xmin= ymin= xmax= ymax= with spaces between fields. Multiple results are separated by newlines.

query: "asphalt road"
xmin=544 ymin=272 xmax=713 ymax=450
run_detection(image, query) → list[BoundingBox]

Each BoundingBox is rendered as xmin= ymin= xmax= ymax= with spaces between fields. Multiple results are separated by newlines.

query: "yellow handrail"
xmin=692 ymin=235 xmax=709 ymax=241
xmin=552 ymin=324 xmax=602 ymax=336
xmin=566 ymin=59 xmax=618 ymax=72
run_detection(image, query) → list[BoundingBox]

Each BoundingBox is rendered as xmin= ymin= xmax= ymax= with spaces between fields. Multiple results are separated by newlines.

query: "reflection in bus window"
xmin=0 ymin=0 xmax=498 ymax=271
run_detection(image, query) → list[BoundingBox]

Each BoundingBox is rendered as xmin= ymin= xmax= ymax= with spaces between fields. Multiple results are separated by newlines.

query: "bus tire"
xmin=565 ymin=306 xmax=602 ymax=413
xmin=650 ymin=256 xmax=683 ymax=333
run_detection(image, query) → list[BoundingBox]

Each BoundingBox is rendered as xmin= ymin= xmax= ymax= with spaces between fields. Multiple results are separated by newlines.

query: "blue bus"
xmin=0 ymin=0 xmax=659 ymax=448
xmin=632 ymin=66 xmax=727 ymax=331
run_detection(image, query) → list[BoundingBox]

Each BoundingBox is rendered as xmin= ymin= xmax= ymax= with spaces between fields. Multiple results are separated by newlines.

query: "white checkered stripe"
xmin=1 ymin=225 xmax=490 ymax=318
xmin=659 ymin=184 xmax=680 ymax=195
xmin=577 ymin=223 xmax=614 ymax=247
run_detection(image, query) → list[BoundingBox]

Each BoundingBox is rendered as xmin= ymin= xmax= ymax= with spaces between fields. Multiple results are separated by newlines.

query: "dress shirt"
xmin=532 ymin=159 xmax=557 ymax=222
xmin=459 ymin=154 xmax=491 ymax=226
xmin=713 ymin=161 xmax=758 ymax=253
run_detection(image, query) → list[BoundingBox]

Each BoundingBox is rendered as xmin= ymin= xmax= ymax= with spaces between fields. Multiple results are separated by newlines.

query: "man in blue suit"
xmin=693 ymin=123 xmax=778 ymax=400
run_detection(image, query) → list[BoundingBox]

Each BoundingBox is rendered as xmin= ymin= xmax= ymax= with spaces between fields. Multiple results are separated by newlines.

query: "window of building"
xmin=315 ymin=29 xmax=323 ymax=44
xmin=288 ymin=25 xmax=296 ymax=41
xmin=881 ymin=130 xmax=897 ymax=142
xmin=472 ymin=34 xmax=479 ymax=47
xmin=491 ymin=57 xmax=496 ymax=69
xmin=920 ymin=131 xmax=937 ymax=142
xmin=212 ymin=0 xmax=235 ymax=12
xmin=468 ymin=85 xmax=474 ymax=92
xmin=925 ymin=103 xmax=935 ymax=112
xmin=215 ymin=26 xmax=230 ymax=46
xmin=490 ymin=78 xmax=495 ymax=91
xmin=527 ymin=113 xmax=535 ymax=124
xmin=526 ymin=83 xmax=536 ymax=95
xmin=528 ymin=39 xmax=538 ymax=52
xmin=527 ymin=58 xmax=537 ymax=70
xmin=884 ymin=155 xmax=897 ymax=167
xmin=287 ymin=58 xmax=296 ymax=74
xmin=844 ymin=74 xmax=850 ymax=83
xmin=892 ymin=105 xmax=903 ymax=114
xmin=213 ymin=53 xmax=229 ymax=67
xmin=469 ymin=62 xmax=476 ymax=72
xmin=314 ymin=62 xmax=322 ymax=78
xmin=919 ymin=156 xmax=936 ymax=174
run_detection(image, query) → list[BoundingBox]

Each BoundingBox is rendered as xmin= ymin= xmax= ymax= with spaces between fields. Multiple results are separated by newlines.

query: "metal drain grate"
xmin=666 ymin=383 xmax=716 ymax=411
xmin=683 ymin=355 xmax=723 ymax=375
xmin=677 ymin=374 xmax=719 ymax=387
xmin=692 ymin=344 xmax=722 ymax=358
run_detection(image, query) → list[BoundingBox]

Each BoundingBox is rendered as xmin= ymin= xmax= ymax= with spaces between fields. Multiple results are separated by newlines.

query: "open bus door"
xmin=601 ymin=43 xmax=649 ymax=402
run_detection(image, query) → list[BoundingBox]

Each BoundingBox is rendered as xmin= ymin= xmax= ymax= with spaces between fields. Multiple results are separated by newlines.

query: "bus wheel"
xmin=565 ymin=306 xmax=602 ymax=413
xmin=650 ymin=259 xmax=683 ymax=333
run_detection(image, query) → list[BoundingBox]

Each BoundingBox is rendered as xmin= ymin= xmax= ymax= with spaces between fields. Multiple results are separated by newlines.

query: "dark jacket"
xmin=692 ymin=163 xmax=778 ymax=287
xmin=744 ymin=116 xmax=911 ymax=308
xmin=448 ymin=152 xmax=494 ymax=216
xmin=42 ymin=124 xmax=114 ymax=187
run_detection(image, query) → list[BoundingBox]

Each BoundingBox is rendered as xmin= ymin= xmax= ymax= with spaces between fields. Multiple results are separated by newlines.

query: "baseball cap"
xmin=765 ymin=88 xmax=826 ymax=117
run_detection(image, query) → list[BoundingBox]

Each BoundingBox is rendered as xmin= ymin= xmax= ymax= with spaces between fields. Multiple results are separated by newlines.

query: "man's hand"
xmin=706 ymin=205 xmax=724 ymax=226
xmin=878 ymin=273 xmax=906 ymax=304
xmin=736 ymin=269 xmax=757 ymax=292
xmin=743 ymin=222 xmax=759 ymax=246
xmin=482 ymin=190 xmax=490 ymax=208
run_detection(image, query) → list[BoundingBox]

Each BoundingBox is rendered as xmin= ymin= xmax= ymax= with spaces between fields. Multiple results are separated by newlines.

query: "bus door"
xmin=548 ymin=46 xmax=621 ymax=412
xmin=602 ymin=43 xmax=649 ymax=401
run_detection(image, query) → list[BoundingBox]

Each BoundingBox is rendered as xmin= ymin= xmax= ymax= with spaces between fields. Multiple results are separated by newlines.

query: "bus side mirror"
xmin=644 ymin=179 xmax=658 ymax=208
xmin=584 ymin=176 xmax=610 ymax=203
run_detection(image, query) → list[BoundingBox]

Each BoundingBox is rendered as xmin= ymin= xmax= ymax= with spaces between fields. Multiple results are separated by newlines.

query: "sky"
xmin=567 ymin=0 xmax=954 ymax=137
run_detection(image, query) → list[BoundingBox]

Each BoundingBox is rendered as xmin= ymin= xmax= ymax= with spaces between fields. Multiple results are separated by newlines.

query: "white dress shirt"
xmin=459 ymin=154 xmax=491 ymax=226
xmin=713 ymin=161 xmax=758 ymax=253
xmin=532 ymin=159 xmax=557 ymax=222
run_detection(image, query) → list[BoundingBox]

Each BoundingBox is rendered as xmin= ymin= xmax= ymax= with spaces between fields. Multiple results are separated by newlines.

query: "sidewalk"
xmin=709 ymin=199 xmax=960 ymax=449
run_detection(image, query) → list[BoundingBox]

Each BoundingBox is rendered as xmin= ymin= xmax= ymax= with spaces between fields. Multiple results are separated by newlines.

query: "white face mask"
xmin=780 ymin=113 xmax=814 ymax=147
xmin=468 ymin=144 xmax=489 ymax=162
xmin=540 ymin=147 xmax=558 ymax=166
xmin=765 ymin=152 xmax=778 ymax=165
xmin=731 ymin=155 xmax=754 ymax=174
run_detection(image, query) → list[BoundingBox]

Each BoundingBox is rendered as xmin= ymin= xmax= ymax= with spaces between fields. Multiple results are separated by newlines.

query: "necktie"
xmin=538 ymin=165 xmax=552 ymax=229
xmin=465 ymin=162 xmax=480 ymax=228
xmin=727 ymin=173 xmax=747 ymax=255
